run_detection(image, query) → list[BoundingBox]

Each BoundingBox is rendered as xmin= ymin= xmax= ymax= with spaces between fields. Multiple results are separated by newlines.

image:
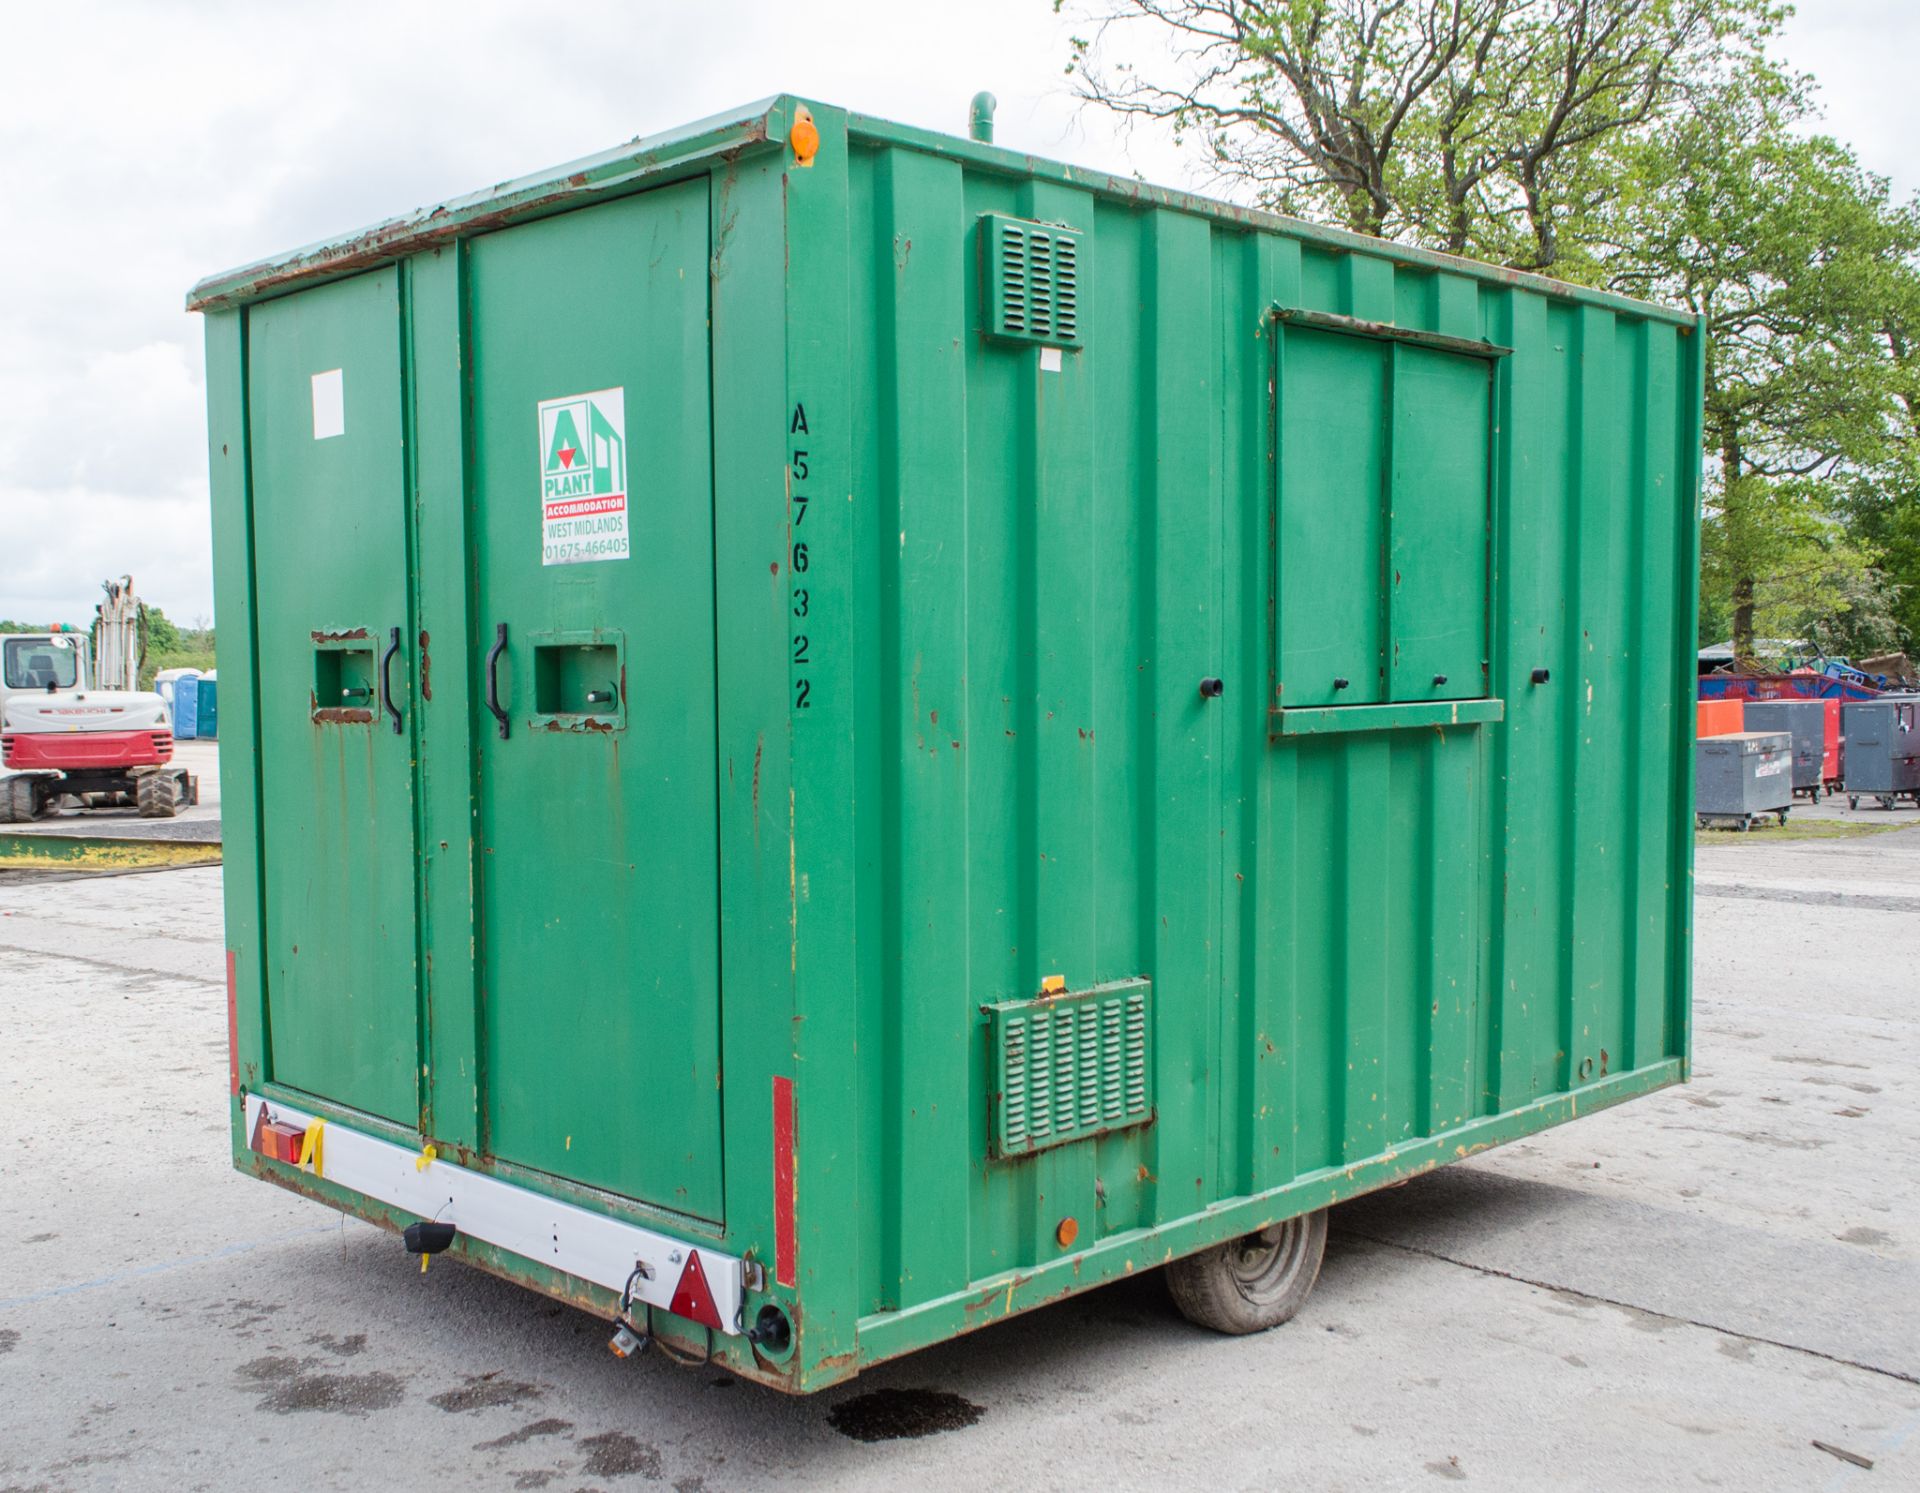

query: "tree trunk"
xmin=1731 ymin=574 xmax=1756 ymax=667
xmin=1720 ymin=422 xmax=1757 ymax=664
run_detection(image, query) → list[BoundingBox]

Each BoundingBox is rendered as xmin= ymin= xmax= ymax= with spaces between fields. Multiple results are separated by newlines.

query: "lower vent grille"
xmin=987 ymin=977 xmax=1152 ymax=1158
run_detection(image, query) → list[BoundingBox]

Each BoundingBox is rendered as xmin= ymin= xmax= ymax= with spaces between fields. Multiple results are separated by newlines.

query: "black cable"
xmin=644 ymin=1303 xmax=713 ymax=1369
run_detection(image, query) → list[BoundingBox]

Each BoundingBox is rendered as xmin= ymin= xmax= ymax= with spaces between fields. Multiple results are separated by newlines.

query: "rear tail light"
xmin=249 ymin=1110 xmax=306 ymax=1165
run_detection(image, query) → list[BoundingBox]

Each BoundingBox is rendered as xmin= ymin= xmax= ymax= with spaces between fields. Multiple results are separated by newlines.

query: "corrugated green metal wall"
xmin=194 ymin=97 xmax=1697 ymax=1388
xmin=836 ymin=127 xmax=1698 ymax=1326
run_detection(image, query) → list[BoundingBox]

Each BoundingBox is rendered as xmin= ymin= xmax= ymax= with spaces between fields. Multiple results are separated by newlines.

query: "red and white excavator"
xmin=0 ymin=579 xmax=197 ymax=822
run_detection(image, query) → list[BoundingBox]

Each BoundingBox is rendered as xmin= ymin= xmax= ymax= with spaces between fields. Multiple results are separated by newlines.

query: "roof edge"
xmin=845 ymin=112 xmax=1695 ymax=328
xmin=186 ymin=96 xmax=795 ymax=313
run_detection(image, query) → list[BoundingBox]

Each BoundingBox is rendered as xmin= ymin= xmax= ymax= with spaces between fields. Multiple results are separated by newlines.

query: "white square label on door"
xmin=311 ymin=369 xmax=345 ymax=440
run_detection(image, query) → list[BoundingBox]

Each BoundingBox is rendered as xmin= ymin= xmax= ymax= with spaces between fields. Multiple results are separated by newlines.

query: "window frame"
xmin=1266 ymin=305 xmax=1510 ymax=738
xmin=4 ymin=636 xmax=82 ymax=692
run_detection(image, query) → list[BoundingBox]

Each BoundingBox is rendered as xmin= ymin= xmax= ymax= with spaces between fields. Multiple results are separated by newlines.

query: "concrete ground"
xmin=2 ymin=819 xmax=1916 ymax=1491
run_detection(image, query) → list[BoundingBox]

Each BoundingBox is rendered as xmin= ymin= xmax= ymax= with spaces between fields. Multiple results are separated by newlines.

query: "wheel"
xmin=135 ymin=772 xmax=182 ymax=819
xmin=1777 ymin=810 xmax=1788 ymax=826
xmin=1882 ymin=797 xmax=1896 ymax=812
xmin=1166 ymin=1209 xmax=1328 ymax=1335
xmin=1810 ymin=787 xmax=1820 ymax=804
xmin=1849 ymin=796 xmax=1859 ymax=810
xmin=0 ymin=776 xmax=48 ymax=823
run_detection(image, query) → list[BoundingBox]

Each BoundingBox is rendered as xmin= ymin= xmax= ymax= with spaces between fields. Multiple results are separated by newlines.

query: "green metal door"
xmin=1277 ymin=325 xmax=1389 ymax=706
xmin=466 ymin=181 xmax=725 ymax=1222
xmin=247 ymin=269 xmax=421 ymax=1126
xmin=1388 ymin=345 xmax=1491 ymax=701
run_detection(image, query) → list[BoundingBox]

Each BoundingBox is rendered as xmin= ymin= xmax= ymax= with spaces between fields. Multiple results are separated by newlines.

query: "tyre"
xmin=135 ymin=772 xmax=182 ymax=819
xmin=0 ymin=776 xmax=47 ymax=823
xmin=1166 ymin=1209 xmax=1328 ymax=1335
xmin=1849 ymin=796 xmax=1859 ymax=810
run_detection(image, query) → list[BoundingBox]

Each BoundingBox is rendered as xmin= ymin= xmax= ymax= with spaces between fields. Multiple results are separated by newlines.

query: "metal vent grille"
xmin=987 ymin=978 xmax=1150 ymax=1158
xmin=981 ymin=213 xmax=1083 ymax=348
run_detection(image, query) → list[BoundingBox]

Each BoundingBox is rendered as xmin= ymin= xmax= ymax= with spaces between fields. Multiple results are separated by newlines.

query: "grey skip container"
xmin=1841 ymin=697 xmax=1920 ymax=809
xmin=1694 ymin=731 xmax=1792 ymax=828
xmin=1743 ymin=698 xmax=1826 ymax=800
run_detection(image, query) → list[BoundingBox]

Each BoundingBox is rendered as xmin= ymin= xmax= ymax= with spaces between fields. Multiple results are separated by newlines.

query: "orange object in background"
xmin=1696 ymin=698 xmax=1744 ymax=737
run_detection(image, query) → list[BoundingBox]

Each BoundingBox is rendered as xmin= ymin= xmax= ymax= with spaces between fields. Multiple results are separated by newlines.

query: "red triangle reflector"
xmin=668 ymin=1249 xmax=722 ymax=1331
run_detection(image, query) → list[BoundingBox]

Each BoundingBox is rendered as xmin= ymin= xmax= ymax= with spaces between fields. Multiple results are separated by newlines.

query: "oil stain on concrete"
xmin=827 ymin=1388 xmax=985 ymax=1442
xmin=429 ymin=1371 xmax=545 ymax=1413
xmin=239 ymin=1354 xmax=404 ymax=1415
xmin=578 ymin=1430 xmax=662 ymax=1478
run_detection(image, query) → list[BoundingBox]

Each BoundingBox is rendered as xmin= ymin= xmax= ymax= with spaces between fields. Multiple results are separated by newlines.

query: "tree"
xmin=1606 ymin=72 xmax=1920 ymax=659
xmin=1064 ymin=0 xmax=1920 ymax=658
xmin=1835 ymin=302 xmax=1920 ymax=650
xmin=1062 ymin=0 xmax=1782 ymax=279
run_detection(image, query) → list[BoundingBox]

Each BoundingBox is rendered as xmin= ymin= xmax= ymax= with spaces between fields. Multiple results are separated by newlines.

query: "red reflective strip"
xmin=226 ymin=949 xmax=239 ymax=1095
xmin=772 ymin=1075 xmax=796 ymax=1288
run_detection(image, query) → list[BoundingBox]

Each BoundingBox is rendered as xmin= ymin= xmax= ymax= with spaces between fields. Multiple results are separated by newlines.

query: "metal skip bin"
xmin=1743 ymin=698 xmax=1828 ymax=801
xmin=1842 ymin=697 xmax=1920 ymax=809
xmin=191 ymin=96 xmax=1705 ymax=1391
xmin=1695 ymin=731 xmax=1793 ymax=829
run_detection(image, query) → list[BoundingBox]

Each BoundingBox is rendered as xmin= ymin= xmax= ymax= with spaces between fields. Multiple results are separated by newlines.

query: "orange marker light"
xmin=791 ymin=106 xmax=820 ymax=167
xmin=1041 ymin=974 xmax=1067 ymax=997
xmin=1056 ymin=1217 xmax=1079 ymax=1248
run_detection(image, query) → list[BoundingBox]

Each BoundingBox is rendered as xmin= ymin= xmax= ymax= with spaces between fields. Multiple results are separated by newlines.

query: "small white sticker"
xmin=538 ymin=387 xmax=629 ymax=565
xmin=311 ymin=369 xmax=345 ymax=440
xmin=1039 ymin=347 xmax=1063 ymax=373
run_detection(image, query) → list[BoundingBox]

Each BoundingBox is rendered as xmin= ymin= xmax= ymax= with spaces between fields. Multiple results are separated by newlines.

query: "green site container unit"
xmin=191 ymin=95 xmax=1703 ymax=1392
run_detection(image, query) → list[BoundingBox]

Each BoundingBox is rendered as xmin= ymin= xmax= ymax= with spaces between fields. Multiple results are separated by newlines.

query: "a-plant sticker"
xmin=538 ymin=387 xmax=628 ymax=565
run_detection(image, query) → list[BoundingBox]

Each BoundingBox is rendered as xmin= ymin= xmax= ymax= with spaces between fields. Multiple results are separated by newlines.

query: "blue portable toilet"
xmin=175 ymin=675 xmax=200 ymax=740
xmin=197 ymin=673 xmax=218 ymax=739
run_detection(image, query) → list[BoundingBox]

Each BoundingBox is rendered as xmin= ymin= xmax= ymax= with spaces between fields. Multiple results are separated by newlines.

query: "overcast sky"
xmin=1 ymin=0 xmax=1912 ymax=627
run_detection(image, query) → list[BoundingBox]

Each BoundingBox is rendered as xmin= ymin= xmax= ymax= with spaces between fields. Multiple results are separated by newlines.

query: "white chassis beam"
xmin=243 ymin=1094 xmax=745 ymax=1334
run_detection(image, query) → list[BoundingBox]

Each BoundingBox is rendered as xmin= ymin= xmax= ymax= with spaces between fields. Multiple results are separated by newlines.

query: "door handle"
xmin=485 ymin=622 xmax=510 ymax=739
xmin=380 ymin=626 xmax=403 ymax=736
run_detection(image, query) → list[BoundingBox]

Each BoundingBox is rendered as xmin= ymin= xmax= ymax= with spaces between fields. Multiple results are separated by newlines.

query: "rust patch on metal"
xmin=751 ymin=733 xmax=764 ymax=827
xmin=535 ymin=717 xmax=615 ymax=734
xmin=418 ymin=630 xmax=432 ymax=701
xmin=313 ymin=707 xmax=375 ymax=725
xmin=311 ymin=628 xmax=369 ymax=643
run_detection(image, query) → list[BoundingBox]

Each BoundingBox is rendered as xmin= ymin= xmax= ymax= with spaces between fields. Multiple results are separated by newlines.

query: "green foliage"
xmin=1067 ymin=0 xmax=1920 ymax=661
xmin=143 ymin=607 xmax=181 ymax=656
xmin=138 ymin=606 xmax=215 ymax=691
xmin=1606 ymin=61 xmax=1920 ymax=658
xmin=1067 ymin=1 xmax=1786 ymax=274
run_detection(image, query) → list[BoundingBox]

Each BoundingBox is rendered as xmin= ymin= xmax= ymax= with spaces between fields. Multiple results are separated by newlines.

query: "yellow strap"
xmin=415 ymin=1144 xmax=437 ymax=1173
xmin=296 ymin=1119 xmax=326 ymax=1178
xmin=420 ymin=1252 xmax=430 ymax=1274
